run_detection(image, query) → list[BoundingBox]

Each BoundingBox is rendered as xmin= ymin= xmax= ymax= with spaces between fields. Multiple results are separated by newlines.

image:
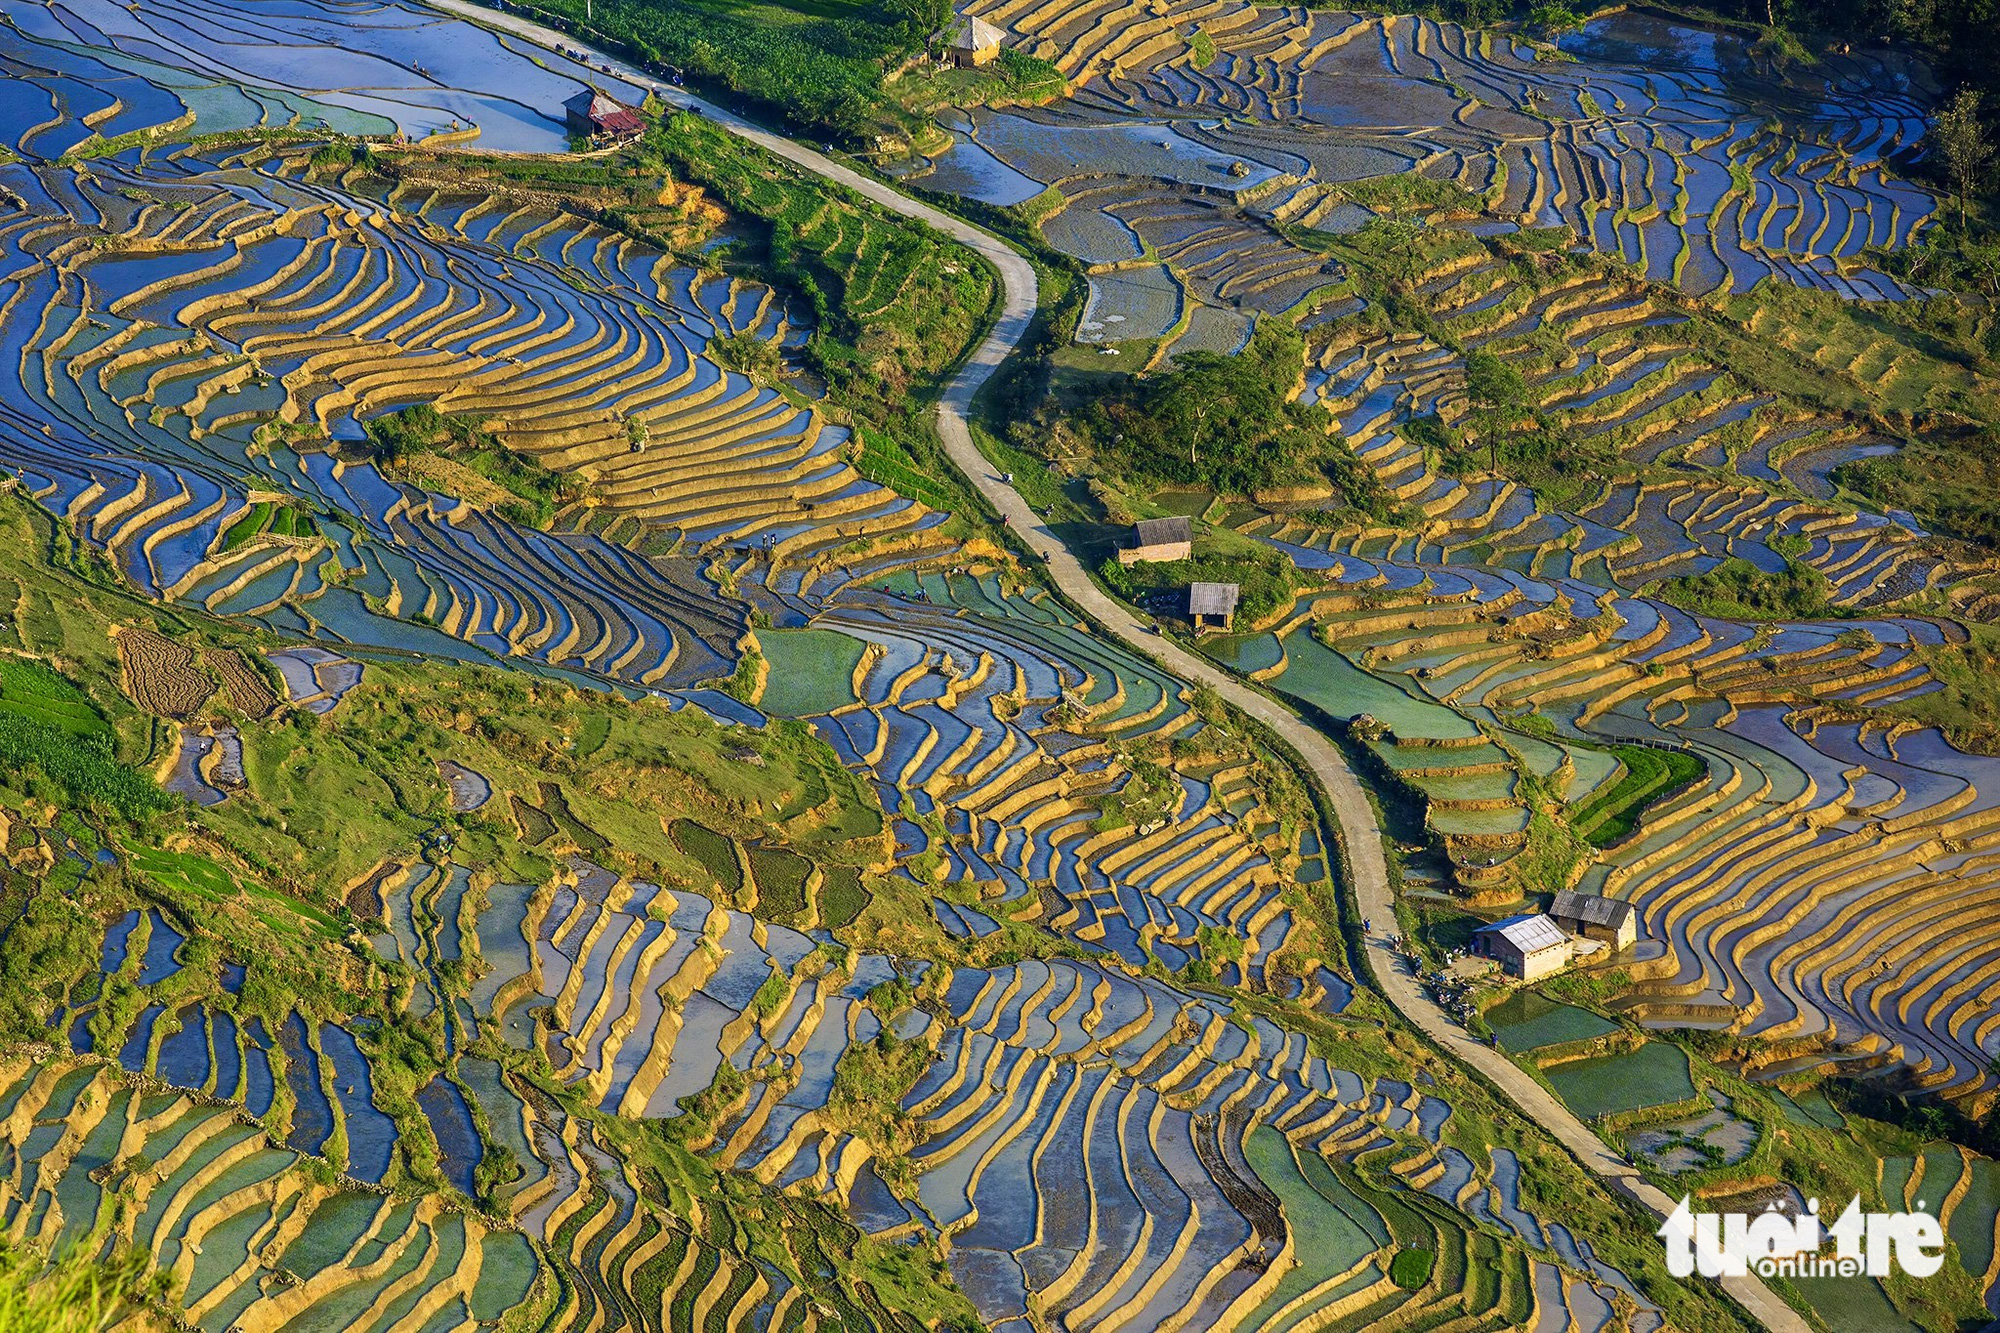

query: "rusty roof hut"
xmin=565 ymin=89 xmax=644 ymax=144
xmin=1548 ymin=890 xmax=1637 ymax=950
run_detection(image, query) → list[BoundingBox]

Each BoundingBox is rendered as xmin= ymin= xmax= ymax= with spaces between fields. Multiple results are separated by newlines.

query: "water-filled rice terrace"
xmin=0 ymin=3 xmax=1706 ymax=1328
xmin=903 ymin=0 xmax=1936 ymax=361
xmin=1207 ymin=535 xmax=2000 ymax=1108
xmin=1261 ymin=247 xmax=1999 ymax=616
xmin=4 ymin=0 xmax=1995 ymax=1328
xmin=0 ymin=0 xmax=647 ymax=152
xmin=50 ymin=849 xmax=1697 ymax=1333
xmin=0 ymin=123 xmax=968 ymax=684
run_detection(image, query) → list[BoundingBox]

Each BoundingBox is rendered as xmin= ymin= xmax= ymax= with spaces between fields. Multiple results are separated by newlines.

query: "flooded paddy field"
xmin=906 ymin=0 xmax=1936 ymax=367
xmin=0 ymin=0 xmax=1992 ymax=1327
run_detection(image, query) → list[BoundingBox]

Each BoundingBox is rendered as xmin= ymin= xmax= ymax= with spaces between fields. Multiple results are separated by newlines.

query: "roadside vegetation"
xmin=1466 ymin=971 xmax=2000 ymax=1333
xmin=486 ymin=0 xmax=946 ymax=140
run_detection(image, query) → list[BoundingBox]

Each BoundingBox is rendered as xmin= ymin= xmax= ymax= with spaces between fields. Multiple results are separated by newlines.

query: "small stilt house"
xmin=1188 ymin=582 xmax=1239 ymax=631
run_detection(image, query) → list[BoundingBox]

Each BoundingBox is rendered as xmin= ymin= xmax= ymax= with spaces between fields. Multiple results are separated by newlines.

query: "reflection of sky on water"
xmin=974 ymin=111 xmax=1285 ymax=190
xmin=10 ymin=0 xmax=639 ymax=152
xmin=917 ymin=130 xmax=1044 ymax=206
xmin=1559 ymin=13 xmax=1727 ymax=75
xmin=922 ymin=4 xmax=1934 ymax=299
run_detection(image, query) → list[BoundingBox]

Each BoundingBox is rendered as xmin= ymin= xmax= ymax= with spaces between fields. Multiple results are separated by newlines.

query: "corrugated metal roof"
xmin=1477 ymin=912 xmax=1568 ymax=955
xmin=1133 ymin=515 xmax=1191 ymax=547
xmin=1550 ymin=890 xmax=1632 ymax=929
xmin=1188 ymin=582 xmax=1239 ymax=616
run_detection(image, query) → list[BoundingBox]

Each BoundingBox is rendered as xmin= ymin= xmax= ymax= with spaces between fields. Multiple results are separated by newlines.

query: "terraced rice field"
xmin=0 ymin=13 xmax=1685 ymax=1326
xmin=1484 ymin=990 xmax=1618 ymax=1053
xmin=54 ymin=865 xmax=1681 ymax=1333
xmin=1236 ymin=240 xmax=2000 ymax=615
xmin=1213 ymin=538 xmax=2000 ymax=1105
xmin=0 ymin=0 xmax=648 ymax=152
xmin=0 ymin=4 xmax=948 ymax=691
xmin=798 ymin=570 xmax=1332 ymax=981
xmin=7 ymin=0 xmax=1994 ymax=1328
xmin=909 ymin=0 xmax=1935 ymax=363
xmin=1543 ymin=1042 xmax=1696 ymax=1120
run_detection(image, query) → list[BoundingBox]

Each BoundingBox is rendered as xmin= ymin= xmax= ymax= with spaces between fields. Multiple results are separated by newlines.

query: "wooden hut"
xmin=1188 ymin=581 xmax=1239 ymax=631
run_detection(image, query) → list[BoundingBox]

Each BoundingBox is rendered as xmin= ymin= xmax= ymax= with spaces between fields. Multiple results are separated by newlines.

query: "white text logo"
xmin=1658 ymin=1196 xmax=1944 ymax=1279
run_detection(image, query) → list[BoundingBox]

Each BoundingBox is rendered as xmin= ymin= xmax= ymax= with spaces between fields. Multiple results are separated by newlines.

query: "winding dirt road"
xmin=414 ymin=8 xmax=1807 ymax=1325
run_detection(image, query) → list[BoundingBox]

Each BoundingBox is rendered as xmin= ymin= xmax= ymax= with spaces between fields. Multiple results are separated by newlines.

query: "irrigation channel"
xmin=424 ymin=5 xmax=1809 ymax=1326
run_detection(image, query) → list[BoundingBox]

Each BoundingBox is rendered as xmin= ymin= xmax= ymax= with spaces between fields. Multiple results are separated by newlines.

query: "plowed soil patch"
xmin=115 ymin=626 xmax=214 ymax=718
xmin=209 ymin=647 xmax=276 ymax=718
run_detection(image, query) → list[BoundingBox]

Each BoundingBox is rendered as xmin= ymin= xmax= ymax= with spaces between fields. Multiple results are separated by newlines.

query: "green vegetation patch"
xmin=753 ymin=628 xmax=865 ymax=717
xmin=672 ymin=821 xmax=743 ymax=895
xmin=646 ymin=112 xmax=994 ymax=421
xmin=1837 ymin=430 xmax=2000 ymax=552
xmin=1040 ymin=325 xmax=1394 ymax=517
xmin=1870 ymin=626 xmax=2000 ymax=753
xmin=1657 ymin=556 xmax=1838 ymax=621
xmin=1483 ymin=989 xmax=1619 ymax=1053
xmin=0 ymin=1231 xmax=152 ymax=1331
xmin=1243 ymin=1128 xmax=1382 ymax=1318
xmin=1100 ymin=531 xmax=1301 ymax=629
xmin=747 ymin=845 xmax=812 ymax=921
xmin=1389 ymin=1247 xmax=1435 ymax=1290
xmin=818 ymin=864 xmax=869 ymax=929
xmin=0 ymin=659 xmax=108 ymax=738
xmin=1545 ymin=1042 xmax=1695 ymax=1120
xmin=364 ymin=404 xmax=581 ymax=529
xmin=127 ymin=844 xmax=340 ymax=937
xmin=1567 ymin=745 xmax=1705 ymax=846
xmin=220 ymin=501 xmax=317 ymax=551
xmin=0 ymin=713 xmax=170 ymax=821
xmin=1775 ymin=1087 xmax=1847 ymax=1131
xmin=854 ymin=430 xmax=957 ymax=513
xmin=516 ymin=0 xmax=939 ymax=139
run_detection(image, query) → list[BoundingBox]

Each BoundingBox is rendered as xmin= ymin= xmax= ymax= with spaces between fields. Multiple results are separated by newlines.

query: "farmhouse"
xmin=1188 ymin=581 xmax=1238 ymax=631
xmin=1548 ymin=890 xmax=1637 ymax=950
xmin=1118 ymin=515 xmax=1193 ymax=565
xmin=943 ymin=14 xmax=1005 ymax=67
xmin=564 ymin=89 xmax=644 ymax=144
xmin=1472 ymin=913 xmax=1572 ymax=981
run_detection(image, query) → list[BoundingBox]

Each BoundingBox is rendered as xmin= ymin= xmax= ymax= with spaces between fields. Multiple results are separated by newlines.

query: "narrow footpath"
xmin=413 ymin=9 xmax=1807 ymax=1325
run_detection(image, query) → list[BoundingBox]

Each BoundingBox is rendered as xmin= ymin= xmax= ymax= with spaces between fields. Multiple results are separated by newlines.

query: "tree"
xmin=1936 ymin=87 xmax=1993 ymax=229
xmin=887 ymin=0 xmax=950 ymax=44
xmin=1462 ymin=350 xmax=1530 ymax=476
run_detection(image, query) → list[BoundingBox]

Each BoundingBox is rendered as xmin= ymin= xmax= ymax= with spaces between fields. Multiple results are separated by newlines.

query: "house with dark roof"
xmin=1188 ymin=581 xmax=1238 ymax=631
xmin=1548 ymin=890 xmax=1637 ymax=950
xmin=1118 ymin=515 xmax=1192 ymax=565
xmin=564 ymin=88 xmax=644 ymax=144
xmin=1472 ymin=912 xmax=1572 ymax=981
